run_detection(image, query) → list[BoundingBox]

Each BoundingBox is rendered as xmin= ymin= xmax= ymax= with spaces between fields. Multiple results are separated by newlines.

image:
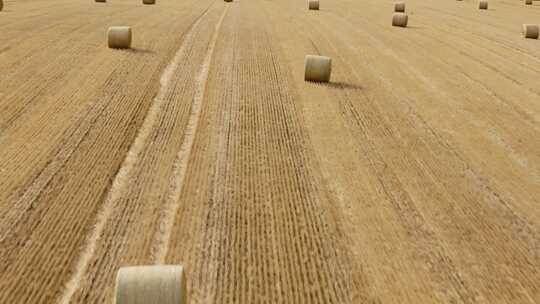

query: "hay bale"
xmin=308 ymin=0 xmax=319 ymax=10
xmin=478 ymin=0 xmax=488 ymax=9
xmin=525 ymin=0 xmax=532 ymax=4
xmin=304 ymin=55 xmax=331 ymax=82
xmin=142 ymin=0 xmax=155 ymax=4
xmin=224 ymin=0 xmax=232 ymax=2
xmin=394 ymin=2 xmax=405 ymax=12
xmin=522 ymin=24 xmax=539 ymax=39
xmin=108 ymin=26 xmax=132 ymax=49
xmin=95 ymin=0 xmax=106 ymax=2
xmin=116 ymin=265 xmax=187 ymax=304
xmin=392 ymin=13 xmax=408 ymax=27
xmin=0 ymin=0 xmax=3 ymax=11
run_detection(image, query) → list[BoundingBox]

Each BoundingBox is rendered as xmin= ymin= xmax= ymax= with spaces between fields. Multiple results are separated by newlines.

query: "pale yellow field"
xmin=1 ymin=0 xmax=540 ymax=302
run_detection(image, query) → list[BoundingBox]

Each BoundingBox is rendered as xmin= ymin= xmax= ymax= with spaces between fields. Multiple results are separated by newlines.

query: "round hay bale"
xmin=116 ymin=265 xmax=187 ymax=304
xmin=142 ymin=0 xmax=155 ymax=4
xmin=0 ymin=0 xmax=3 ymax=11
xmin=304 ymin=55 xmax=331 ymax=82
xmin=392 ymin=13 xmax=408 ymax=27
xmin=394 ymin=2 xmax=405 ymax=12
xmin=95 ymin=0 xmax=106 ymax=2
xmin=525 ymin=0 xmax=532 ymax=4
xmin=224 ymin=0 xmax=232 ymax=2
xmin=108 ymin=26 xmax=132 ymax=49
xmin=478 ymin=0 xmax=488 ymax=9
xmin=308 ymin=0 xmax=319 ymax=10
xmin=522 ymin=24 xmax=539 ymax=39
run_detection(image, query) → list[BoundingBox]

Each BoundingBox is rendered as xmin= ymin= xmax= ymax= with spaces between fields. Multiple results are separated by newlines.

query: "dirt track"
xmin=1 ymin=0 xmax=540 ymax=302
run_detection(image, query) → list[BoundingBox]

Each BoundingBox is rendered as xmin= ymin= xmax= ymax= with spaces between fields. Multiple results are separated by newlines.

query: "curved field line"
xmin=57 ymin=9 xmax=213 ymax=304
xmin=152 ymin=5 xmax=229 ymax=265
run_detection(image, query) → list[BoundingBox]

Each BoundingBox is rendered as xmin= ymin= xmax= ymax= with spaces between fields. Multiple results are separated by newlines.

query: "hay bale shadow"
xmin=125 ymin=48 xmax=155 ymax=54
xmin=320 ymin=81 xmax=363 ymax=91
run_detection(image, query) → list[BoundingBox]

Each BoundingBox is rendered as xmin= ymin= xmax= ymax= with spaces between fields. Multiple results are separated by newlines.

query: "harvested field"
xmin=0 ymin=0 xmax=539 ymax=302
